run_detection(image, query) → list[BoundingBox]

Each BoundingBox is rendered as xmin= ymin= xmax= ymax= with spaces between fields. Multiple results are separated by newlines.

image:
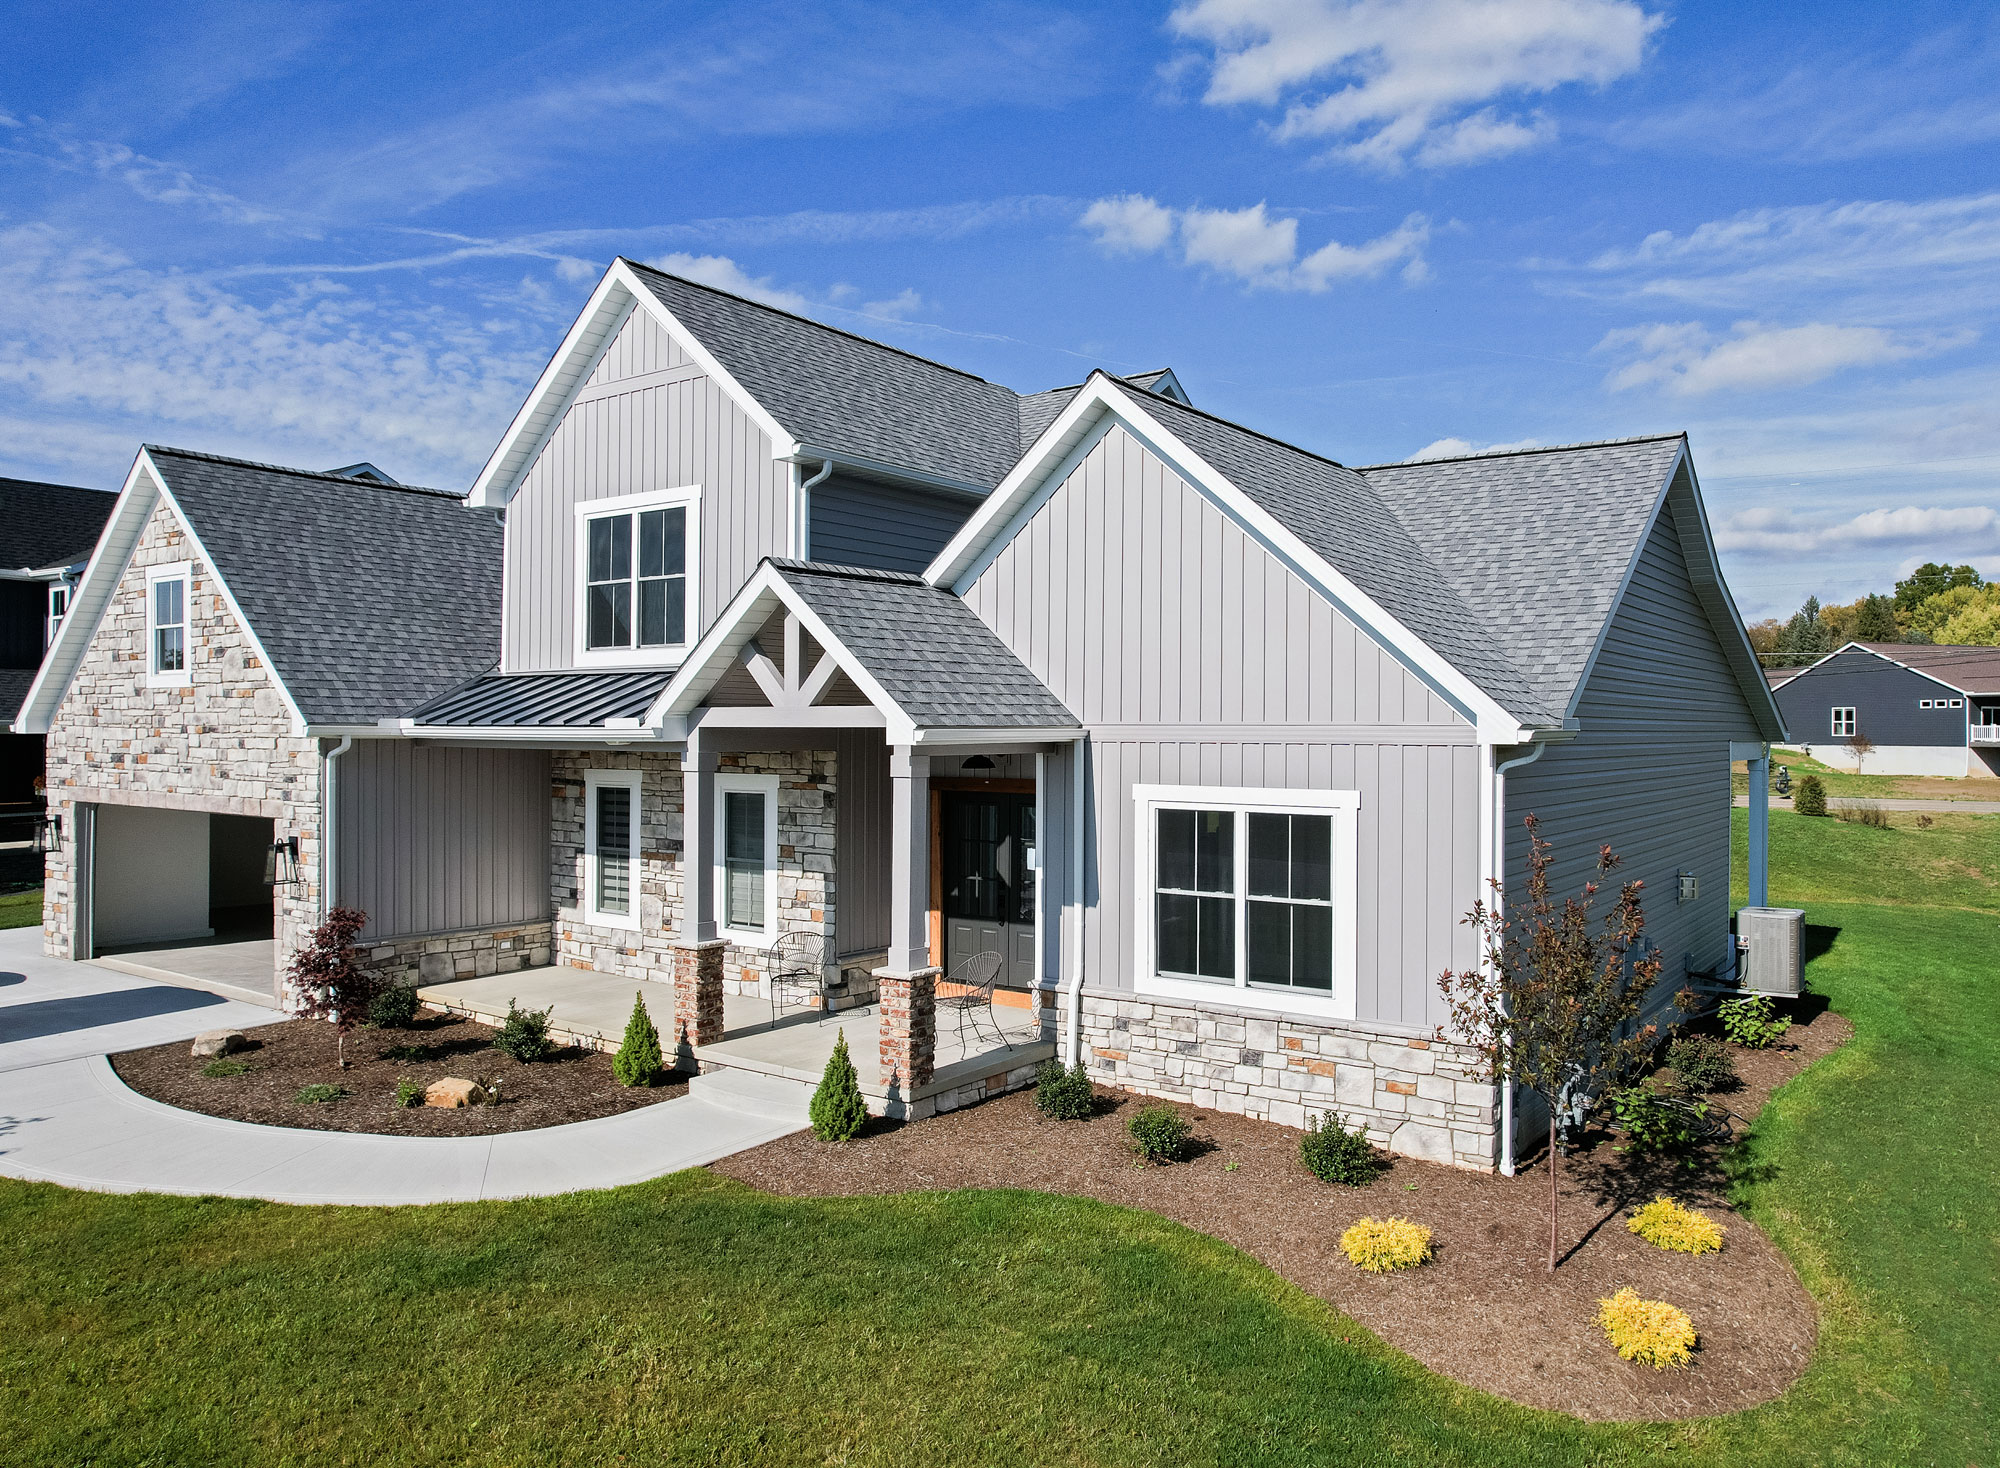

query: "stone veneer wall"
xmin=549 ymin=748 xmax=836 ymax=990
xmin=1070 ymin=990 xmax=1501 ymax=1171
xmin=359 ymin=921 xmax=555 ymax=987
xmin=41 ymin=497 xmax=322 ymax=997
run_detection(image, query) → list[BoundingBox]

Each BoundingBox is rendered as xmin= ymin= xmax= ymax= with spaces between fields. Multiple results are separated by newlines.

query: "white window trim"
xmin=582 ymin=768 xmax=643 ymax=931
xmin=46 ymin=583 xmax=69 ymax=648
xmin=571 ymin=485 xmax=701 ymax=669
xmin=715 ymin=772 xmax=780 ymax=948
xmin=1132 ymin=783 xmax=1360 ymax=1021
xmin=1831 ymin=707 xmax=1856 ymax=737
xmin=145 ymin=561 xmax=193 ymax=689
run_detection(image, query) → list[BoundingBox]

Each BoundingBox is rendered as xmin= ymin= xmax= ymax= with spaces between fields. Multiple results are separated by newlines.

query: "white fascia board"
xmin=15 ymin=452 xmax=161 ymax=734
xmin=928 ymin=374 xmax=1530 ymax=742
xmin=910 ymin=726 xmax=1083 ymax=745
xmin=786 ymin=444 xmax=989 ymax=501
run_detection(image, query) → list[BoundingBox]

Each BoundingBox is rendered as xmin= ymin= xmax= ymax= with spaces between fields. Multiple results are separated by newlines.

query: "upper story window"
xmin=146 ymin=562 xmax=192 ymax=689
xmin=573 ymin=487 xmax=699 ymax=666
xmin=46 ymin=583 xmax=71 ymax=648
xmin=1831 ymin=707 xmax=1856 ymax=737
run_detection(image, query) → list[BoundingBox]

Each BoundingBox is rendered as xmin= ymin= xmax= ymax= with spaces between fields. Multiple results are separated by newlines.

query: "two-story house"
xmin=18 ymin=259 xmax=1785 ymax=1170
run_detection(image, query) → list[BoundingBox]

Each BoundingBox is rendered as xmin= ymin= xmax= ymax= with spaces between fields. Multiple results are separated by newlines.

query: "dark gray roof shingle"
xmin=0 ymin=476 xmax=117 ymax=571
xmin=0 ymin=667 xmax=34 ymax=729
xmin=1856 ymin=641 xmax=2000 ymax=695
xmin=408 ymin=668 xmax=672 ymax=726
xmin=147 ymin=448 xmax=503 ymax=724
xmin=769 ymin=560 xmax=1076 ymax=729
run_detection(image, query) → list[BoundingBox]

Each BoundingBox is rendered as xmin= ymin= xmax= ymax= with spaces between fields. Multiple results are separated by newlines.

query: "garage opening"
xmin=91 ymin=804 xmax=277 ymax=1001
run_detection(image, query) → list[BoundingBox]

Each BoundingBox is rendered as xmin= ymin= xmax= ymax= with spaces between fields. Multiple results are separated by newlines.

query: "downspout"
xmin=321 ymin=735 xmax=354 ymax=916
xmin=1491 ymin=738 xmax=1549 ymax=1177
xmin=1063 ymin=737 xmax=1087 ymax=1065
xmin=795 ymin=459 xmax=832 ymax=559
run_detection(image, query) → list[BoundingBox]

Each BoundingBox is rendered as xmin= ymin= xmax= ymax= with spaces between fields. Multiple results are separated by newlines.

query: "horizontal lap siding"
xmin=1506 ymin=489 xmax=1760 ymax=999
xmin=964 ymin=425 xmax=1477 ymax=1027
xmin=1775 ymin=651 xmax=1968 ymax=748
xmin=340 ymin=742 xmax=551 ymax=940
xmin=809 ymin=475 xmax=977 ymax=575
xmin=504 ymin=313 xmax=788 ymax=671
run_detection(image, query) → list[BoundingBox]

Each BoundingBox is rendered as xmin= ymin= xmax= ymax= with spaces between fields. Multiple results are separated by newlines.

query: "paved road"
xmin=0 ymin=928 xmax=799 ymax=1205
xmin=1734 ymin=795 xmax=2000 ymax=813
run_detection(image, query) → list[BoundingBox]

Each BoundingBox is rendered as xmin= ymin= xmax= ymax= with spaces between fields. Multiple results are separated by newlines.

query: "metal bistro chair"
xmin=766 ymin=931 xmax=830 ymax=1030
xmin=937 ymin=950 xmax=1007 ymax=1054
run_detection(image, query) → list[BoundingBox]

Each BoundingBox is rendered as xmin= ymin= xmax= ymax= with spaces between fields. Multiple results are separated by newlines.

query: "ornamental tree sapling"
xmin=287 ymin=906 xmax=376 ymax=1068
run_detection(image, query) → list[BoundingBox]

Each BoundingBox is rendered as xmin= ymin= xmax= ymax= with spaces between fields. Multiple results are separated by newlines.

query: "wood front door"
xmin=939 ymin=790 xmax=1037 ymax=989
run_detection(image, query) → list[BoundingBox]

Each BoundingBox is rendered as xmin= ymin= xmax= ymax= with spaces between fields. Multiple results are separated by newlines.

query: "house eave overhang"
xmin=782 ymin=444 xmax=992 ymax=501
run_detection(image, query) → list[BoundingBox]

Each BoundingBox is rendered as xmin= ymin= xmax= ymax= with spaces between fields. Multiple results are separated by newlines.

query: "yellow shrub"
xmin=1339 ymin=1216 xmax=1432 ymax=1272
xmin=1597 ymin=1288 xmax=1697 ymax=1369
xmin=1628 ymin=1197 xmax=1725 ymax=1256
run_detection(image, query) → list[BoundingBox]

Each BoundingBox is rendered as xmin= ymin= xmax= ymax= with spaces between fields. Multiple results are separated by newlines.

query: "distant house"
xmin=1772 ymin=642 xmax=2000 ymax=776
xmin=1 ymin=475 xmax=117 ymax=819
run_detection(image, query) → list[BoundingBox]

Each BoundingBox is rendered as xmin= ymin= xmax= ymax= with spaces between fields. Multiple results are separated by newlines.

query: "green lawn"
xmin=1 ymin=821 xmax=1995 ymax=1464
xmin=0 ymin=886 xmax=40 ymax=930
xmin=1733 ymin=806 xmax=2000 ymax=912
xmin=1733 ymin=747 xmax=2000 ymax=803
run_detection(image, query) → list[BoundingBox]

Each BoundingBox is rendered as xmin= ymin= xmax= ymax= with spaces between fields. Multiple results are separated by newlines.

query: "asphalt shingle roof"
xmin=1359 ymin=436 xmax=1690 ymax=723
xmin=147 ymin=448 xmax=503 ymax=724
xmin=769 ymin=560 xmax=1076 ymax=729
xmin=1856 ymin=642 xmax=2000 ymax=696
xmin=0 ymin=667 xmax=34 ymax=729
xmin=408 ymin=668 xmax=672 ymax=726
xmin=1 ymin=476 xmax=117 ymax=571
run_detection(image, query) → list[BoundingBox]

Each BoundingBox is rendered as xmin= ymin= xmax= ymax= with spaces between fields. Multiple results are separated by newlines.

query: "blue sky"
xmin=4 ymin=0 xmax=1999 ymax=619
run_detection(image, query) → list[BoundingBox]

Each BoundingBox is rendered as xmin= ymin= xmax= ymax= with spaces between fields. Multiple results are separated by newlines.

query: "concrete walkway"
xmin=1735 ymin=795 xmax=2000 ymax=813
xmin=0 ymin=929 xmax=801 ymax=1205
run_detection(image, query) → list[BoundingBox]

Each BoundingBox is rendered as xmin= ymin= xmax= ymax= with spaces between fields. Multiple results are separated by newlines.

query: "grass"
xmin=0 ymin=886 xmax=41 ymax=930
xmin=1 ymin=822 xmax=1996 ymax=1464
xmin=1733 ymin=806 xmax=2000 ymax=912
xmin=1733 ymin=748 xmax=2000 ymax=803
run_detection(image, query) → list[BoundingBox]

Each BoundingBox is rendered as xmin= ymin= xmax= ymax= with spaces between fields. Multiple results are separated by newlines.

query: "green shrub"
xmin=1299 ymin=1112 xmax=1383 ymax=1186
xmin=293 ymin=1083 xmax=346 ymax=1105
xmin=1664 ymin=1033 xmax=1736 ymax=1093
xmin=1719 ymin=993 xmax=1792 ymax=1049
xmin=368 ymin=984 xmax=420 ymax=1029
xmin=1033 ymin=1059 xmax=1096 ymax=1120
xmin=1792 ymin=774 xmax=1827 ymax=816
xmin=200 ymin=1057 xmax=250 ymax=1079
xmin=1836 ymin=802 xmax=1889 ymax=828
xmin=492 ymin=999 xmax=555 ymax=1063
xmin=393 ymin=1077 xmax=425 ymax=1109
xmin=1610 ymin=1085 xmax=1708 ymax=1163
xmin=1127 ymin=1103 xmax=1192 ymax=1165
xmin=612 ymin=991 xmax=665 ymax=1087
xmin=810 ymin=1029 xmax=869 ymax=1142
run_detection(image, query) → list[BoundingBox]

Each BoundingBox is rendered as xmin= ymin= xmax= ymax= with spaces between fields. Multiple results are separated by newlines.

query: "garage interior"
xmin=90 ymin=805 xmax=278 ymax=1003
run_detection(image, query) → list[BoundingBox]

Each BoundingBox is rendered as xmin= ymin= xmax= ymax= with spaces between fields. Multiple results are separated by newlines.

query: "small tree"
xmin=810 ymin=1029 xmax=868 ymax=1141
xmin=1438 ymin=816 xmax=1678 ymax=1271
xmin=287 ymin=907 xmax=375 ymax=1068
xmin=613 ymin=990 xmax=664 ymax=1087
xmin=1846 ymin=730 xmax=1874 ymax=774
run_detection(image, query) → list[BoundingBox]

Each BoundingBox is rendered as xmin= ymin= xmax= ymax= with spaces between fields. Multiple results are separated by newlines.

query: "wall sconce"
xmin=32 ymin=812 xmax=61 ymax=855
xmin=1677 ymin=872 xmax=1699 ymax=904
xmin=265 ymin=835 xmax=302 ymax=887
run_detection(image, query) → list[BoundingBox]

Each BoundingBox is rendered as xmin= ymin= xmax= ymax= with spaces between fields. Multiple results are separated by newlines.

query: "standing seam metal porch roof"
xmin=406 ymin=668 xmax=674 ymax=727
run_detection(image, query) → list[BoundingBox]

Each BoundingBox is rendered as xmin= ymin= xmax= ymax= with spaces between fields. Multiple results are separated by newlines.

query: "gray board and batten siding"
xmin=960 ymin=421 xmax=1481 ymax=1031
xmin=1504 ymin=476 xmax=1761 ymax=1006
xmin=1774 ymin=650 xmax=1972 ymax=749
xmin=337 ymin=741 xmax=551 ymax=943
xmin=501 ymin=308 xmax=791 ymax=673
xmin=808 ymin=471 xmax=979 ymax=576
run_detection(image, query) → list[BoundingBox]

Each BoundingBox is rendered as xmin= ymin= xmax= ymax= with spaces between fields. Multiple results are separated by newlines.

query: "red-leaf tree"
xmin=287 ymin=907 xmax=375 ymax=1067
xmin=1438 ymin=815 xmax=1681 ymax=1271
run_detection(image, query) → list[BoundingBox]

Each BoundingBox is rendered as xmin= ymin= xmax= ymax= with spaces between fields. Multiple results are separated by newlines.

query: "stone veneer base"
xmin=358 ymin=923 xmax=555 ymax=987
xmin=1069 ymin=989 xmax=1500 ymax=1171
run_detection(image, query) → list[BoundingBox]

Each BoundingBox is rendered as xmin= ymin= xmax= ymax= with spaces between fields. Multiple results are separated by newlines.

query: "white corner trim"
xmin=143 ymin=560 xmax=194 ymax=690
xmin=1129 ymin=782 xmax=1360 ymax=1022
xmin=569 ymin=484 xmax=702 ymax=669
xmin=714 ymin=771 xmax=780 ymax=948
xmin=581 ymin=767 xmax=643 ymax=931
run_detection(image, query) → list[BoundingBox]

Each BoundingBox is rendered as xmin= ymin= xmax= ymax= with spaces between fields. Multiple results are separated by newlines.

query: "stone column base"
xmin=671 ymin=940 xmax=727 ymax=1060
xmin=874 ymin=965 xmax=940 ymax=1097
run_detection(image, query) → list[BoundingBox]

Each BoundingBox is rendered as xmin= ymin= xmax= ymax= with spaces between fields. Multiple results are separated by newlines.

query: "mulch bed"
xmin=713 ymin=1004 xmax=1851 ymax=1422
xmin=112 ymin=1010 xmax=686 ymax=1137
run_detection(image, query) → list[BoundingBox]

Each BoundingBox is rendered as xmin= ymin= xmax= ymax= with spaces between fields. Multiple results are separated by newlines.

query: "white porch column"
xmin=885 ymin=744 xmax=931 ymax=973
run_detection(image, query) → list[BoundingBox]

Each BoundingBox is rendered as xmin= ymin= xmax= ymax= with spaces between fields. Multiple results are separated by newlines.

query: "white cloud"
xmin=1170 ymin=0 xmax=1662 ymax=168
xmin=1405 ymin=435 xmax=1543 ymax=461
xmin=1598 ymin=320 xmax=1971 ymax=397
xmin=1081 ymin=195 xmax=1429 ymax=290
xmin=1715 ymin=504 xmax=2000 ymax=559
xmin=643 ymin=253 xmax=809 ymax=312
xmin=861 ymin=288 xmax=924 ymax=320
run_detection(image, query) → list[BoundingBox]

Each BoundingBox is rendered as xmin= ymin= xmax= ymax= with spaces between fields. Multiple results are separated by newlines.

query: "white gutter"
xmin=1063 ymin=738 xmax=1088 ymax=1065
xmin=322 ymin=735 xmax=354 ymax=915
xmin=1490 ymin=738 xmax=1550 ymax=1176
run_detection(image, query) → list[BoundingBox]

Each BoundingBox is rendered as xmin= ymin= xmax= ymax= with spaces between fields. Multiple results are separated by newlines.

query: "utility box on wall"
xmin=1737 ymin=906 xmax=1806 ymax=996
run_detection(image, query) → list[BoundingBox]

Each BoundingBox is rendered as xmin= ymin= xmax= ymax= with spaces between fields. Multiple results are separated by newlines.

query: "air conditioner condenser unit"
xmin=1736 ymin=906 xmax=1805 ymax=996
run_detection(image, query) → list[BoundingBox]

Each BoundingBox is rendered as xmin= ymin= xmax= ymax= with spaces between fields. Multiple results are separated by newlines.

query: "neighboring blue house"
xmin=1772 ymin=642 xmax=2000 ymax=777
xmin=21 ymin=259 xmax=1786 ymax=1173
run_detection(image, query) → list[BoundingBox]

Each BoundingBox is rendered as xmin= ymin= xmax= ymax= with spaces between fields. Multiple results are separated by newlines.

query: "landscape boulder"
xmin=191 ymin=1029 xmax=247 ymax=1058
xmin=425 ymin=1076 xmax=487 ymax=1108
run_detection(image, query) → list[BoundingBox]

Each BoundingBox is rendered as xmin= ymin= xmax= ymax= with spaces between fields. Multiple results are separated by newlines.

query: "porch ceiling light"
xmin=961 ymin=755 xmax=996 ymax=772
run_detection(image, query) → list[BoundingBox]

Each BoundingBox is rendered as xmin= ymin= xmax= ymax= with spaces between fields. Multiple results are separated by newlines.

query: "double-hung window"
xmin=1831 ymin=707 xmax=1856 ymax=737
xmin=583 ymin=769 xmax=642 ymax=929
xmin=714 ymin=773 xmax=779 ymax=946
xmin=1136 ymin=785 xmax=1359 ymax=1017
xmin=47 ymin=583 xmax=70 ymax=648
xmin=574 ymin=487 xmax=699 ymax=666
xmin=146 ymin=562 xmax=192 ymax=688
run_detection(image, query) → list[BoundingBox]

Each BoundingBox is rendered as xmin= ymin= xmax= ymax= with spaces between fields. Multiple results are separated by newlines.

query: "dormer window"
xmin=146 ymin=562 xmax=192 ymax=688
xmin=47 ymin=582 xmax=71 ymax=648
xmin=574 ymin=487 xmax=699 ymax=666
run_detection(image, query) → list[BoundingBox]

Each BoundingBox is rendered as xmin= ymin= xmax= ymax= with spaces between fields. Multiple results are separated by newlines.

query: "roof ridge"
xmin=768 ymin=556 xmax=929 ymax=585
xmin=142 ymin=445 xmax=465 ymax=500
xmin=1353 ymin=432 xmax=1687 ymax=472
xmin=1106 ymin=374 xmax=1351 ymax=472
xmin=621 ymin=259 xmax=1005 ymax=393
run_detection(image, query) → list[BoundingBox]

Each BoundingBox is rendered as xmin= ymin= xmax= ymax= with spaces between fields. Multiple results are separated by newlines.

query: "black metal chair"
xmin=766 ymin=931 xmax=829 ymax=1029
xmin=936 ymin=950 xmax=1006 ymax=1052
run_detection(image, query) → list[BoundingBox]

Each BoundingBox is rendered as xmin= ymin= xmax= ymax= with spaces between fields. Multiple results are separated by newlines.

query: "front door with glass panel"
xmin=940 ymin=791 xmax=1036 ymax=989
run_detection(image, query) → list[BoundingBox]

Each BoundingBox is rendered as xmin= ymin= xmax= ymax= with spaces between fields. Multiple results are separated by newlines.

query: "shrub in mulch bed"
xmin=1126 ymin=1103 xmax=1192 ymax=1164
xmin=1300 ymin=1112 xmax=1384 ymax=1186
xmin=810 ymin=1030 xmax=869 ymax=1142
xmin=1597 ymin=1287 xmax=1698 ymax=1369
xmin=1033 ymin=1059 xmax=1096 ymax=1120
xmin=1340 ymin=1216 xmax=1432 ymax=1272
xmin=1629 ymin=1197 xmax=1725 ymax=1256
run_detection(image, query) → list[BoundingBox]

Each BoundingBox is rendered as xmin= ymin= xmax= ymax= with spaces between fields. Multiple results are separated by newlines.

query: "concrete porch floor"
xmin=92 ymin=937 xmax=279 ymax=1009
xmin=417 ymin=966 xmax=1054 ymax=1108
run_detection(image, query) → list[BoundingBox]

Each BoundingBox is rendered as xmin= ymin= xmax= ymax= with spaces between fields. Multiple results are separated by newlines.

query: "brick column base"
xmin=875 ymin=966 xmax=940 ymax=1096
xmin=671 ymin=941 xmax=727 ymax=1059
